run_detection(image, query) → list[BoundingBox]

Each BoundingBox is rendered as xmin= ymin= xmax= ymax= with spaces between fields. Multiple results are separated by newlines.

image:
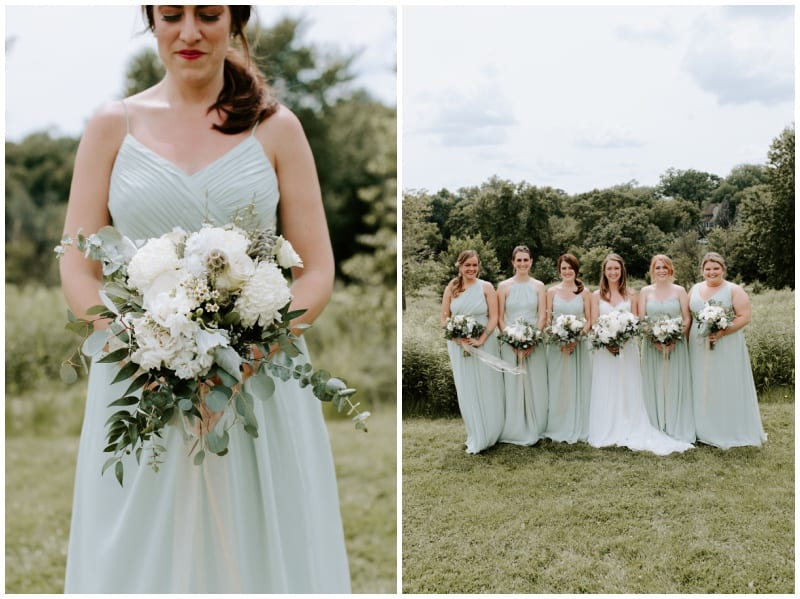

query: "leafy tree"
xmin=123 ymin=48 xmax=165 ymax=96
xmin=440 ymin=234 xmax=502 ymax=288
xmin=764 ymin=125 xmax=794 ymax=288
xmin=657 ymin=167 xmax=721 ymax=209
xmin=402 ymin=191 xmax=445 ymax=304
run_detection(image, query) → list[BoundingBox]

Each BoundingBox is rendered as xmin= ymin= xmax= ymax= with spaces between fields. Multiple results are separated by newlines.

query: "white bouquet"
xmin=692 ymin=299 xmax=735 ymax=350
xmin=444 ymin=314 xmax=485 ymax=356
xmin=586 ymin=310 xmax=639 ymax=356
xmin=544 ymin=313 xmax=586 ymax=347
xmin=499 ymin=318 xmax=542 ymax=351
xmin=641 ymin=315 xmax=684 ymax=345
xmin=56 ymin=209 xmax=367 ymax=485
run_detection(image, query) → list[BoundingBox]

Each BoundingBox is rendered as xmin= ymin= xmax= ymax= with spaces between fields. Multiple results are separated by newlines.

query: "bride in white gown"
xmin=587 ymin=254 xmax=693 ymax=456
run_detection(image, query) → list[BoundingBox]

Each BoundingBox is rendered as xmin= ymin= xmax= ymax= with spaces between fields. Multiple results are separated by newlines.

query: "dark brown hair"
xmin=447 ymin=250 xmax=480 ymax=298
xmin=557 ymin=253 xmax=584 ymax=294
xmin=599 ymin=253 xmax=628 ymax=301
xmin=142 ymin=5 xmax=278 ymax=134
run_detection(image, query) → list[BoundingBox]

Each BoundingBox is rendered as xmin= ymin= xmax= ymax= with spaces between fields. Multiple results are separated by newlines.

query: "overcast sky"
xmin=4 ymin=4 xmax=396 ymax=141
xmin=403 ymin=4 xmax=794 ymax=195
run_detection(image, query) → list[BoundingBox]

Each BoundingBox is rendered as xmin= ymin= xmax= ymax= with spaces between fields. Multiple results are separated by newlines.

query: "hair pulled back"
xmin=142 ymin=5 xmax=278 ymax=134
xmin=649 ymin=254 xmax=675 ymax=283
xmin=448 ymin=250 xmax=479 ymax=299
xmin=700 ymin=251 xmax=727 ymax=273
xmin=557 ymin=253 xmax=584 ymax=294
xmin=599 ymin=253 xmax=628 ymax=301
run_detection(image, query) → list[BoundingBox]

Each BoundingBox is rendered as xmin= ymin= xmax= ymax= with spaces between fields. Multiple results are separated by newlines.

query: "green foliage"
xmin=575 ymin=245 xmax=613 ymax=286
xmin=657 ymin=167 xmax=722 ymax=209
xmin=123 ymin=48 xmax=165 ymax=96
xmin=440 ymin=235 xmax=503 ymax=287
xmin=744 ymin=288 xmax=795 ymax=390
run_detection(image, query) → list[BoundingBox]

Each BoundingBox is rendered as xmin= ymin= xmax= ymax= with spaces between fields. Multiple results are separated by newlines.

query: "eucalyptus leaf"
xmin=60 ymin=363 xmax=79 ymax=384
xmin=178 ymin=398 xmax=194 ymax=412
xmin=247 ymin=373 xmax=275 ymax=399
xmin=216 ymin=368 xmax=238 ymax=388
xmin=234 ymin=391 xmax=258 ymax=431
xmin=213 ymin=346 xmax=243 ymax=382
xmin=114 ymin=461 xmax=124 ymax=486
xmin=193 ymin=450 xmax=206 ymax=466
xmin=206 ymin=429 xmax=229 ymax=455
xmin=86 ymin=303 xmax=110 ymax=315
xmin=82 ymin=329 xmax=110 ymax=357
xmin=98 ymin=290 xmax=121 ymax=315
xmin=205 ymin=387 xmax=230 ymax=412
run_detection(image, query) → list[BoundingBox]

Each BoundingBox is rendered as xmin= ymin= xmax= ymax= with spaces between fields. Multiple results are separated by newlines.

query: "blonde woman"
xmin=441 ymin=250 xmax=504 ymax=453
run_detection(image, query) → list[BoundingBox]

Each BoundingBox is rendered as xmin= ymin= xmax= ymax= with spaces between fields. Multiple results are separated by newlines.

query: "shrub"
xmin=743 ymin=288 xmax=794 ymax=390
xmin=401 ymin=336 xmax=458 ymax=417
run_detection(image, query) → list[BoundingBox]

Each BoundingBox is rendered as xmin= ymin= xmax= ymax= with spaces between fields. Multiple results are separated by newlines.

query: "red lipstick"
xmin=177 ymin=50 xmax=204 ymax=60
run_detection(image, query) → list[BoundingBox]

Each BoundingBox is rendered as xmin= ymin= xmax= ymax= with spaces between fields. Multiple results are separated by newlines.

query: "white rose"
xmin=274 ymin=236 xmax=304 ymax=269
xmin=127 ymin=237 xmax=180 ymax=294
xmin=234 ymin=262 xmax=293 ymax=328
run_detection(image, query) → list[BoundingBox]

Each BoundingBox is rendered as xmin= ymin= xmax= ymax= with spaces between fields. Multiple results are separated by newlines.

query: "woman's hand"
xmin=606 ymin=344 xmax=620 ymax=356
xmin=561 ymin=340 xmax=578 ymax=355
xmin=653 ymin=341 xmax=676 ymax=355
xmin=515 ymin=347 xmax=535 ymax=359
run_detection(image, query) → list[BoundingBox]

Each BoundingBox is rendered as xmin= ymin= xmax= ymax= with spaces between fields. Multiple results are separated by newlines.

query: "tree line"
xmin=5 ymin=17 xmax=396 ymax=291
xmin=403 ymin=125 xmax=794 ymax=306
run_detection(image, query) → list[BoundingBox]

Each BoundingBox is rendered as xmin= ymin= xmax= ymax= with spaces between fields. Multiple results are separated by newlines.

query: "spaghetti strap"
xmin=121 ymin=100 xmax=130 ymax=134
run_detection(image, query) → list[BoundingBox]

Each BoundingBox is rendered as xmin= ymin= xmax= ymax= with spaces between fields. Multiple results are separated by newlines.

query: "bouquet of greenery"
xmin=586 ymin=310 xmax=639 ymax=356
xmin=692 ymin=299 xmax=735 ymax=350
xmin=444 ymin=314 xmax=485 ymax=356
xmin=56 ymin=209 xmax=367 ymax=485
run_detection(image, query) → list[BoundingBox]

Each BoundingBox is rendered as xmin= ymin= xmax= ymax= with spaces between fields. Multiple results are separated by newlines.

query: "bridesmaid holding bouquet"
xmin=543 ymin=254 xmax=592 ymax=444
xmin=496 ymin=245 xmax=548 ymax=445
xmin=441 ymin=250 xmax=504 ymax=453
xmin=638 ymin=255 xmax=695 ymax=443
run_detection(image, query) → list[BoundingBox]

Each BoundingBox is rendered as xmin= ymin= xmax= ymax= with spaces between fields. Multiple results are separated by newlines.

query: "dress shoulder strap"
xmin=120 ymin=100 xmax=131 ymax=134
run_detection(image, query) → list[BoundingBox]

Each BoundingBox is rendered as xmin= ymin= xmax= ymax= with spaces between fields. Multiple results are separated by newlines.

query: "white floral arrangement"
xmin=544 ymin=313 xmax=586 ymax=347
xmin=640 ymin=315 xmax=685 ymax=347
xmin=56 ymin=208 xmax=367 ymax=485
xmin=444 ymin=314 xmax=485 ymax=356
xmin=692 ymin=299 xmax=735 ymax=350
xmin=586 ymin=310 xmax=639 ymax=356
xmin=499 ymin=318 xmax=542 ymax=351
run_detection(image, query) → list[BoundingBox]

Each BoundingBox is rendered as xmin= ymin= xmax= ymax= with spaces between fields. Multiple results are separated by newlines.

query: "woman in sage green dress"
xmin=638 ymin=255 xmax=695 ymax=443
xmin=543 ymin=254 xmax=592 ymax=443
xmin=441 ymin=250 xmax=505 ymax=454
xmin=688 ymin=252 xmax=766 ymax=448
xmin=496 ymin=245 xmax=548 ymax=445
xmin=59 ymin=6 xmax=350 ymax=593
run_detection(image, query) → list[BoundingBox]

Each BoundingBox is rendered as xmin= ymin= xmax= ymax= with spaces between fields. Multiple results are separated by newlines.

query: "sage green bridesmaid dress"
xmin=688 ymin=283 xmax=766 ymax=448
xmin=544 ymin=294 xmax=591 ymax=443
xmin=498 ymin=281 xmax=547 ymax=445
xmin=446 ymin=281 xmax=505 ymax=453
xmin=640 ymin=297 xmax=695 ymax=443
xmin=64 ymin=111 xmax=351 ymax=593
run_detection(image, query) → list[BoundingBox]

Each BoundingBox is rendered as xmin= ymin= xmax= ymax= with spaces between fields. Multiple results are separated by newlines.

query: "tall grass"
xmin=5 ymin=282 xmax=396 ymax=436
xmin=403 ymin=286 xmax=794 ymax=417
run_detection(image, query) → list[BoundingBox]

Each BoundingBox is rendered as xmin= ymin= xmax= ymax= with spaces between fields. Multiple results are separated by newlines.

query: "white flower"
xmin=234 ymin=261 xmax=293 ymax=328
xmin=127 ymin=236 xmax=180 ymax=294
xmin=274 ymin=236 xmax=304 ymax=269
xmin=184 ymin=225 xmax=254 ymax=291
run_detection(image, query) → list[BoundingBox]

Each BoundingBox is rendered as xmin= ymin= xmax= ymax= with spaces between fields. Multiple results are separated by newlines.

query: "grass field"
xmin=5 ymin=409 xmax=396 ymax=594
xmin=402 ymin=390 xmax=794 ymax=594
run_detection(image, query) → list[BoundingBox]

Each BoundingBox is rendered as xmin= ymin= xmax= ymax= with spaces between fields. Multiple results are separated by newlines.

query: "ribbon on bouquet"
xmin=460 ymin=343 xmax=526 ymax=375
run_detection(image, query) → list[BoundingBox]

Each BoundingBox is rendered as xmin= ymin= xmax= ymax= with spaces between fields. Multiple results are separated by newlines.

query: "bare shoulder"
xmin=674 ymin=283 xmax=689 ymax=297
xmin=255 ymin=104 xmax=305 ymax=143
xmin=481 ymin=280 xmax=496 ymax=293
xmin=83 ymin=101 xmax=128 ymax=144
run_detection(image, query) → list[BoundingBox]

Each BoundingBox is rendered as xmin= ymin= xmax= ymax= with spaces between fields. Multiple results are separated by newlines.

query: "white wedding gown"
xmin=587 ymin=299 xmax=693 ymax=456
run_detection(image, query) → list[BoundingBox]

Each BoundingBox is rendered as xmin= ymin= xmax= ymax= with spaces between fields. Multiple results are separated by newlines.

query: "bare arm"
xmin=535 ymin=281 xmax=547 ymax=331
xmin=637 ymin=286 xmax=650 ymax=319
xmin=678 ymin=286 xmax=691 ymax=340
xmin=441 ymin=285 xmax=453 ymax=327
xmin=589 ymin=291 xmax=600 ymax=328
xmin=59 ymin=104 xmax=126 ymax=324
xmin=496 ymin=281 xmax=508 ymax=331
xmin=260 ymin=107 xmax=333 ymax=333
xmin=545 ymin=288 xmax=555 ymax=327
xmin=484 ymin=281 xmax=499 ymax=337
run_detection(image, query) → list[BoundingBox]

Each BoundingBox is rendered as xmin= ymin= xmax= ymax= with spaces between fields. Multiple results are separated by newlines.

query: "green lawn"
xmin=5 ymin=409 xmax=396 ymax=594
xmin=402 ymin=394 xmax=794 ymax=594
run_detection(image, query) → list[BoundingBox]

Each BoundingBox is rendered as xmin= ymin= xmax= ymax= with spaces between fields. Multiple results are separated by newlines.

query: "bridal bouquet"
xmin=692 ymin=300 xmax=735 ymax=350
xmin=499 ymin=318 xmax=542 ymax=351
xmin=56 ymin=210 xmax=367 ymax=485
xmin=640 ymin=315 xmax=685 ymax=348
xmin=544 ymin=313 xmax=586 ymax=347
xmin=586 ymin=310 xmax=639 ymax=356
xmin=444 ymin=314 xmax=485 ymax=356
